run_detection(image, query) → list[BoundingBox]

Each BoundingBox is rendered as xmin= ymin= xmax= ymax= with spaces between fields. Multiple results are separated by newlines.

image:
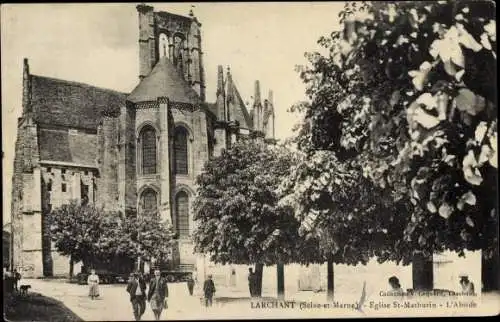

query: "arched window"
xmin=141 ymin=126 xmax=157 ymax=175
xmin=141 ymin=188 xmax=158 ymax=212
xmin=158 ymin=33 xmax=168 ymax=59
xmin=175 ymin=191 xmax=189 ymax=239
xmin=174 ymin=127 xmax=188 ymax=174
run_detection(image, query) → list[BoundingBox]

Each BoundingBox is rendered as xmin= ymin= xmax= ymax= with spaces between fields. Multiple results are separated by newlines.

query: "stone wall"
xmin=11 ymin=119 xmax=25 ymax=271
xmin=97 ymin=116 xmax=119 ymax=211
xmin=118 ymin=105 xmax=137 ymax=213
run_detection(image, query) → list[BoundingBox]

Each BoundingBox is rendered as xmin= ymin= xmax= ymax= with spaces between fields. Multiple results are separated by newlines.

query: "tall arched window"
xmin=158 ymin=33 xmax=168 ymax=59
xmin=175 ymin=191 xmax=189 ymax=239
xmin=141 ymin=188 xmax=158 ymax=212
xmin=141 ymin=126 xmax=157 ymax=175
xmin=174 ymin=127 xmax=188 ymax=174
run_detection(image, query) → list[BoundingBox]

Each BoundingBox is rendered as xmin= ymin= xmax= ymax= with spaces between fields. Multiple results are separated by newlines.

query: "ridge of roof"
xmin=31 ymin=74 xmax=129 ymax=97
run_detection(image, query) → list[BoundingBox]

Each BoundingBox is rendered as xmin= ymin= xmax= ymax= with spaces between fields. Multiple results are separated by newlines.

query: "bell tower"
xmin=136 ymin=4 xmax=206 ymax=101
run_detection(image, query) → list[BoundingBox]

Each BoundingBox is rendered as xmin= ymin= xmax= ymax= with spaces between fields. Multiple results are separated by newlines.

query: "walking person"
xmin=186 ymin=275 xmax=195 ymax=296
xmin=203 ymin=274 xmax=216 ymax=307
xmin=248 ymin=268 xmax=255 ymax=297
xmin=87 ymin=269 xmax=100 ymax=300
xmin=147 ymin=269 xmax=168 ymax=320
xmin=127 ymin=272 xmax=147 ymax=321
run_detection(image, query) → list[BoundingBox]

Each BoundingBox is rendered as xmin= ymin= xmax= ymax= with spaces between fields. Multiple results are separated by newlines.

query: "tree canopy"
xmin=287 ymin=0 xmax=497 ymax=264
xmin=49 ymin=202 xmax=175 ymax=267
xmin=192 ymin=139 xmax=323 ymax=266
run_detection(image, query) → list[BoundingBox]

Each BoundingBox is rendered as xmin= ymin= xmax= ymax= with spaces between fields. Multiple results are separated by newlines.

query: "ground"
xmin=14 ymin=279 xmax=500 ymax=320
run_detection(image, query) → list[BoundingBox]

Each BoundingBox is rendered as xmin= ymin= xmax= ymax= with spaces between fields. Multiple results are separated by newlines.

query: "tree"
xmin=193 ymin=139 xmax=322 ymax=297
xmin=279 ymin=150 xmax=408 ymax=299
xmin=49 ymin=202 xmax=176 ymax=276
xmin=290 ymin=0 xmax=497 ymax=290
xmin=99 ymin=210 xmax=176 ymax=269
xmin=49 ymin=201 xmax=110 ymax=275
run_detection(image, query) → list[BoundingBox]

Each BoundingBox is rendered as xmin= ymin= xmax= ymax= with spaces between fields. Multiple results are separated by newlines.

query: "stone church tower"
xmin=10 ymin=4 xmax=275 ymax=278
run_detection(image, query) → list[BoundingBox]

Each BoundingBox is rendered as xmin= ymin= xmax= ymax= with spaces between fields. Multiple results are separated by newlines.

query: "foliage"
xmin=49 ymin=201 xmax=109 ymax=264
xmin=99 ymin=210 xmax=176 ymax=262
xmin=49 ymin=201 xmax=175 ymax=266
xmin=289 ymin=0 xmax=497 ymax=263
xmin=192 ymin=139 xmax=323 ymax=266
xmin=279 ymin=149 xmax=409 ymax=265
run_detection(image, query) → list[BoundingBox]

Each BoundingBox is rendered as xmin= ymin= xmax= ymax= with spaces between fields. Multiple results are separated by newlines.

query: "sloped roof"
xmin=38 ymin=128 xmax=97 ymax=167
xmin=207 ymin=103 xmax=218 ymax=117
xmin=128 ymin=57 xmax=201 ymax=104
xmin=227 ymin=81 xmax=253 ymax=129
xmin=30 ymin=75 xmax=127 ymax=130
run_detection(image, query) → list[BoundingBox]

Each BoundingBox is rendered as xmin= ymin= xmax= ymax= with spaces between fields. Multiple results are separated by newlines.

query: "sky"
xmin=1 ymin=2 xmax=344 ymax=225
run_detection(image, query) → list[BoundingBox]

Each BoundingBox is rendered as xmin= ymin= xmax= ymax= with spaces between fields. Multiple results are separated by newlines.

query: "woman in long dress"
xmin=87 ymin=269 xmax=100 ymax=300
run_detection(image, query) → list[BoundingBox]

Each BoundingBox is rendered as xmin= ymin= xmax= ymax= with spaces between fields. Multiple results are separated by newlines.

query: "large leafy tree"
xmin=98 ymin=210 xmax=176 ymax=267
xmin=289 ymin=0 xmax=497 ymax=290
xmin=49 ymin=202 xmax=175 ymax=275
xmin=49 ymin=201 xmax=111 ymax=275
xmin=193 ymin=139 xmax=322 ymax=297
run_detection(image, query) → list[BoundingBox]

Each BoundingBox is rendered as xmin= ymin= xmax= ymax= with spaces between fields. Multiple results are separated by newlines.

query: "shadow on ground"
xmin=4 ymin=291 xmax=83 ymax=322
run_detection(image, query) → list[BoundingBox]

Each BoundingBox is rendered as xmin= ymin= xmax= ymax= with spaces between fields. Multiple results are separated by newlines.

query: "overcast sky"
xmin=1 ymin=2 xmax=343 ymax=224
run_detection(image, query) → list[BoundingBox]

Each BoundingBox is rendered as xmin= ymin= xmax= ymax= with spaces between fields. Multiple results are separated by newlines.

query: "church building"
xmin=10 ymin=4 xmax=275 ymax=278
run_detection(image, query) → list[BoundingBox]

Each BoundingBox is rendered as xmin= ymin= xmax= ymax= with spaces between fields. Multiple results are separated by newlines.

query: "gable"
xmin=228 ymin=82 xmax=253 ymax=129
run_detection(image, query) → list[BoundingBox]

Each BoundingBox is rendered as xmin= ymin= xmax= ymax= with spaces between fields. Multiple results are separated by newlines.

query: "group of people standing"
xmin=126 ymin=269 xmax=169 ymax=321
xmin=125 ymin=269 xmax=217 ymax=321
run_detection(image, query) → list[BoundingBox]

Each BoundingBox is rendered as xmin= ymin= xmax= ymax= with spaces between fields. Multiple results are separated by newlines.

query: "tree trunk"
xmin=41 ymin=213 xmax=53 ymax=277
xmin=254 ymin=263 xmax=264 ymax=297
xmin=69 ymin=256 xmax=74 ymax=278
xmin=482 ymin=254 xmax=499 ymax=292
xmin=327 ymin=259 xmax=334 ymax=301
xmin=412 ymin=253 xmax=433 ymax=291
xmin=277 ymin=263 xmax=285 ymax=299
xmin=41 ymin=185 xmax=53 ymax=277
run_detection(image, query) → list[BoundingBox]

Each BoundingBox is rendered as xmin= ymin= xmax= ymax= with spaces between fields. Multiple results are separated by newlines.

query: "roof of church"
xmin=207 ymin=103 xmax=218 ymax=117
xmin=227 ymin=80 xmax=253 ymax=129
xmin=30 ymin=75 xmax=127 ymax=130
xmin=38 ymin=128 xmax=97 ymax=167
xmin=127 ymin=56 xmax=201 ymax=104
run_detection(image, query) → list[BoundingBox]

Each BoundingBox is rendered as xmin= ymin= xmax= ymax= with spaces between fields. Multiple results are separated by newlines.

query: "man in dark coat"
xmin=127 ymin=272 xmax=147 ymax=321
xmin=147 ymin=269 xmax=168 ymax=320
xmin=203 ymin=274 xmax=216 ymax=307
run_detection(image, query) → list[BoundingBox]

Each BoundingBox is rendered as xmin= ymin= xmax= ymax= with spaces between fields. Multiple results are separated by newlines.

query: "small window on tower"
xmin=62 ymin=183 xmax=67 ymax=192
xmin=61 ymin=169 xmax=66 ymax=174
xmin=84 ymin=170 xmax=88 ymax=176
xmin=47 ymin=167 xmax=52 ymax=173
